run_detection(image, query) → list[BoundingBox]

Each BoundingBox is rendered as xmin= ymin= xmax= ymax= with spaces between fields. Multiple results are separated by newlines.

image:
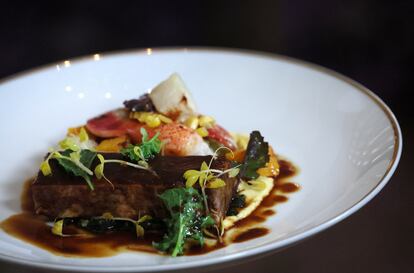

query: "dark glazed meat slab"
xmin=32 ymin=153 xmax=238 ymax=223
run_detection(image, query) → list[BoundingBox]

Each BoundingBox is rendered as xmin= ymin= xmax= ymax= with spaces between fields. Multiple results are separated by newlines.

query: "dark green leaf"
xmin=55 ymin=149 xmax=97 ymax=190
xmin=239 ymin=131 xmax=269 ymax=180
xmin=153 ymin=187 xmax=214 ymax=256
xmin=121 ymin=128 xmax=162 ymax=163
xmin=120 ymin=144 xmax=141 ymax=162
xmin=79 ymin=149 xmax=97 ymax=168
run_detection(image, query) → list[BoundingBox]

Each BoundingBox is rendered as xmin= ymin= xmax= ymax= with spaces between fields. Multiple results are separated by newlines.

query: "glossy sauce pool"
xmin=0 ymin=159 xmax=299 ymax=257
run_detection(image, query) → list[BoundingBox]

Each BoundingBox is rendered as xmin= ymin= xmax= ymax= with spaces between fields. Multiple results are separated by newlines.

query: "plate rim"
xmin=0 ymin=47 xmax=403 ymax=272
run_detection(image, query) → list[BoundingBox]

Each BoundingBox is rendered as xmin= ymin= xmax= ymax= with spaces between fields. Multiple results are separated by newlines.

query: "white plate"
xmin=0 ymin=48 xmax=402 ymax=272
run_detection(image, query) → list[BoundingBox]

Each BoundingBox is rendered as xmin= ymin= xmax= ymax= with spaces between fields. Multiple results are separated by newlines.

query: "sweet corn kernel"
xmin=185 ymin=116 xmax=199 ymax=129
xmin=159 ymin=115 xmax=172 ymax=124
xmin=130 ymin=112 xmax=171 ymax=128
xmin=146 ymin=116 xmax=161 ymax=128
xmin=196 ymin=127 xmax=209 ymax=137
xmin=139 ymin=112 xmax=150 ymax=123
xmin=199 ymin=115 xmax=215 ymax=128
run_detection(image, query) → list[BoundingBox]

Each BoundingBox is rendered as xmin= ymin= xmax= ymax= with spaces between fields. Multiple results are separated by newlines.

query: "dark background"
xmin=0 ymin=1 xmax=412 ymax=272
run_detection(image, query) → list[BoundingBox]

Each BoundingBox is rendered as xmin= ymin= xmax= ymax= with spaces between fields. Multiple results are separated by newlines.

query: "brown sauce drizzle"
xmin=0 ymin=159 xmax=299 ymax=257
xmin=232 ymin=228 xmax=270 ymax=243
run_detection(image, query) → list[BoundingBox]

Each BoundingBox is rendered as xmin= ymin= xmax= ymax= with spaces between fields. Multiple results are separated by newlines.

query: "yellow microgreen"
xmin=133 ymin=146 xmax=144 ymax=160
xmin=200 ymin=161 xmax=209 ymax=171
xmin=40 ymin=160 xmax=52 ymax=176
xmin=79 ymin=127 xmax=89 ymax=142
xmin=94 ymin=154 xmax=105 ymax=180
xmin=59 ymin=138 xmax=80 ymax=151
xmin=135 ymin=224 xmax=145 ymax=237
xmin=94 ymin=154 xmax=115 ymax=189
xmin=228 ymin=167 xmax=240 ymax=178
xmin=70 ymin=151 xmax=81 ymax=161
xmin=40 ymin=152 xmax=54 ymax=176
xmin=183 ymin=157 xmax=231 ymax=191
xmin=136 ymin=214 xmax=152 ymax=236
xmin=199 ymin=161 xmax=209 ymax=187
xmin=134 ymin=214 xmax=152 ymax=237
xmin=51 ymin=219 xmax=64 ymax=236
xmin=206 ymin=178 xmax=226 ymax=189
xmin=97 ymin=214 xmax=152 ymax=237
xmin=196 ymin=127 xmax=209 ymax=137
xmin=137 ymin=215 xmax=152 ymax=224
xmin=184 ymin=170 xmax=200 ymax=188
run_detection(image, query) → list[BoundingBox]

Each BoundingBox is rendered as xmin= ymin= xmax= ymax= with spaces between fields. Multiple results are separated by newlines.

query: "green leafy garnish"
xmin=153 ymin=187 xmax=215 ymax=256
xmin=55 ymin=149 xmax=97 ymax=190
xmin=40 ymin=149 xmax=97 ymax=190
xmin=183 ymin=147 xmax=241 ymax=218
xmin=59 ymin=127 xmax=96 ymax=151
xmin=239 ymin=131 xmax=269 ymax=180
xmin=121 ymin=128 xmax=162 ymax=165
xmin=183 ymin=148 xmax=240 ymax=189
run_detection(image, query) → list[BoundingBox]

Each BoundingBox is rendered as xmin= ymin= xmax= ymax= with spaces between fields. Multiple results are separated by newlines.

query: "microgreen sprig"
xmin=40 ymin=149 xmax=97 ymax=190
xmin=183 ymin=147 xmax=240 ymax=215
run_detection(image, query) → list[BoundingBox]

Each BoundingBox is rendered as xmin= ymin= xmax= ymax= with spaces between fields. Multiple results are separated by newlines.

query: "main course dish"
xmin=1 ymin=74 xmax=299 ymax=257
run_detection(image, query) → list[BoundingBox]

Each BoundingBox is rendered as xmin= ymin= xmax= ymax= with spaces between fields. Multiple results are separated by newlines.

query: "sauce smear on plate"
xmin=0 ymin=159 xmax=298 ymax=257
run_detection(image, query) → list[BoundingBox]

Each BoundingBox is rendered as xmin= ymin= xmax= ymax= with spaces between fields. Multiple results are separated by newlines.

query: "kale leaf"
xmin=153 ymin=187 xmax=215 ymax=256
xmin=121 ymin=128 xmax=162 ymax=163
xmin=239 ymin=131 xmax=269 ymax=180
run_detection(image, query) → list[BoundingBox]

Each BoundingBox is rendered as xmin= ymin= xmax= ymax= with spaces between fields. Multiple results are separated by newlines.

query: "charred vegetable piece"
xmin=58 ymin=217 xmax=164 ymax=235
xmin=239 ymin=131 xmax=269 ymax=180
xmin=123 ymin=94 xmax=156 ymax=112
xmin=153 ymin=187 xmax=215 ymax=256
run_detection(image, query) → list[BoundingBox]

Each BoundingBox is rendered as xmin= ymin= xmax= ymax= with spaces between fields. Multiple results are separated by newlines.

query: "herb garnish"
xmin=121 ymin=127 xmax=162 ymax=167
xmin=153 ymin=187 xmax=215 ymax=256
xmin=41 ymin=128 xmax=163 ymax=191
xmin=239 ymin=131 xmax=269 ymax=180
xmin=55 ymin=149 xmax=97 ymax=190
xmin=94 ymin=128 xmax=162 ymax=178
xmin=183 ymin=147 xmax=240 ymax=215
xmin=41 ymin=149 xmax=97 ymax=190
